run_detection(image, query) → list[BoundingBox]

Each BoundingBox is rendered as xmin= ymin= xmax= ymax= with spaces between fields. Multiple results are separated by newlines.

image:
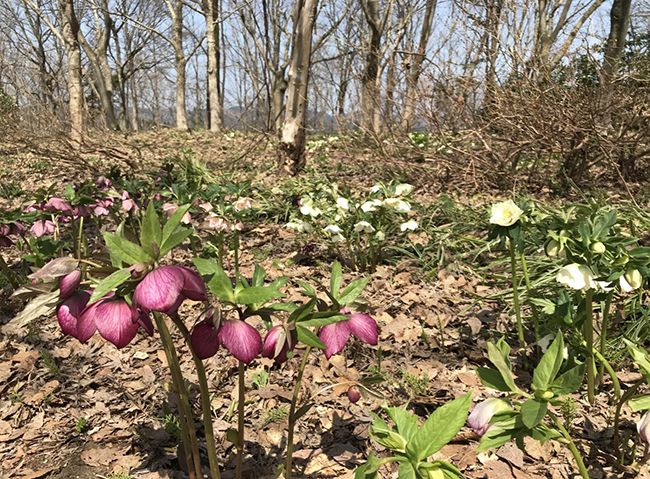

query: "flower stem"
xmin=549 ymin=411 xmax=589 ymax=479
xmin=285 ymin=347 xmax=311 ymax=479
xmin=173 ymin=317 xmax=222 ymax=479
xmin=584 ymin=289 xmax=595 ymax=405
xmin=508 ymin=240 xmax=525 ymax=347
xmin=598 ymin=291 xmax=614 ymax=385
xmin=614 ymin=379 xmax=643 ymax=453
xmin=0 ymin=253 xmax=19 ymax=290
xmin=236 ymin=361 xmax=245 ymax=479
xmin=519 ymin=253 xmax=540 ymax=345
xmin=592 ymin=345 xmax=620 ymax=402
xmin=154 ymin=313 xmax=202 ymax=478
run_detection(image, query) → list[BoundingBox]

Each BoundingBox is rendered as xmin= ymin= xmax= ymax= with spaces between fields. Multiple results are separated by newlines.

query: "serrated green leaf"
xmin=628 ymin=394 xmax=650 ymax=412
xmin=236 ymin=286 xmax=285 ymax=305
xmin=406 ymin=392 xmax=472 ymax=461
xmin=331 ymin=261 xmax=343 ymax=298
xmin=159 ymin=227 xmax=192 ymax=256
xmin=398 ymin=461 xmax=417 ymax=479
xmin=104 ymin=232 xmax=152 ymax=265
xmin=550 ymin=363 xmax=585 ymax=396
xmin=296 ymin=324 xmax=325 ymax=349
xmin=338 ymin=277 xmax=369 ymax=305
xmin=253 ymin=264 xmax=265 ymax=287
xmin=161 ymin=204 xmax=191 ymax=244
xmin=384 ymin=407 xmax=418 ymax=442
xmin=477 ymin=425 xmax=520 ymax=452
xmin=476 ymin=367 xmax=512 ymax=392
xmin=532 ymin=332 xmax=564 ymax=391
xmin=140 ymin=202 xmax=162 ymax=256
xmin=89 ymin=268 xmax=132 ymax=304
xmin=487 ymin=342 xmax=519 ymax=393
xmin=192 ymin=257 xmax=221 ymax=276
xmin=521 ymin=399 xmax=548 ymax=429
xmin=206 ymin=265 xmax=235 ymax=303
xmin=624 ymin=339 xmax=650 ymax=383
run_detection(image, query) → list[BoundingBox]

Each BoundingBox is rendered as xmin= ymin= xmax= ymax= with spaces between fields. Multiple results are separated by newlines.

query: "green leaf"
xmin=331 ymin=261 xmax=343 ymax=298
xmin=103 ymin=232 xmax=152 ymax=266
xmin=398 ymin=461 xmax=417 ymax=479
xmin=253 ymin=264 xmax=265 ymax=287
xmin=161 ymin=204 xmax=191 ymax=245
xmin=624 ymin=339 xmax=650 ymax=383
xmin=298 ymin=313 xmax=347 ymax=328
xmin=140 ymin=202 xmax=162 ymax=256
xmin=406 ymin=392 xmax=472 ymax=461
xmin=384 ymin=407 xmax=418 ymax=442
xmin=476 ymin=367 xmax=512 ymax=392
xmin=520 ymin=399 xmax=548 ymax=429
xmin=477 ymin=424 xmax=520 ymax=452
xmin=338 ymin=277 xmax=369 ymax=305
xmin=297 ymin=280 xmax=316 ymax=297
xmin=530 ymin=424 xmax=562 ymax=444
xmin=370 ymin=414 xmax=408 ymax=453
xmin=296 ymin=325 xmax=325 ymax=349
xmin=487 ymin=341 xmax=519 ymax=393
xmin=288 ymin=298 xmax=316 ymax=322
xmin=550 ymin=363 xmax=585 ymax=396
xmin=192 ymin=257 xmax=221 ymax=276
xmin=159 ymin=227 xmax=192 ymax=256
xmin=532 ymin=332 xmax=564 ymax=392
xmin=628 ymin=394 xmax=650 ymax=412
xmin=89 ymin=268 xmax=132 ymax=304
xmin=354 ymin=454 xmax=382 ymax=479
xmin=235 ymin=286 xmax=285 ymax=305
xmin=206 ymin=265 xmax=235 ymax=303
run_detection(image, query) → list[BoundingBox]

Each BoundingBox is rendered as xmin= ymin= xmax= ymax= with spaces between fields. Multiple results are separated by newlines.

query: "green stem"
xmin=598 ymin=291 xmax=614 ymax=385
xmin=76 ymin=216 xmax=85 ymax=260
xmin=584 ymin=289 xmax=595 ymax=405
xmin=236 ymin=361 xmax=245 ymax=479
xmin=549 ymin=411 xmax=589 ymax=479
xmin=0 ymin=253 xmax=19 ymax=290
xmin=285 ymin=347 xmax=312 ymax=479
xmin=154 ymin=313 xmax=202 ymax=478
xmin=614 ymin=380 xmax=643 ymax=453
xmin=519 ymin=254 xmax=540 ymax=345
xmin=592 ymin=345 xmax=620 ymax=402
xmin=173 ymin=317 xmax=222 ymax=479
xmin=233 ymin=231 xmax=240 ymax=282
xmin=509 ymin=241 xmax=525 ymax=347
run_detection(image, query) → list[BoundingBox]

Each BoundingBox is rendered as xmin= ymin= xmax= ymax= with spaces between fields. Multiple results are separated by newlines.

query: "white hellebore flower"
xmin=324 ymin=224 xmax=342 ymax=235
xmin=620 ymin=269 xmax=643 ymax=292
xmin=336 ymin=197 xmax=350 ymax=210
xmin=400 ymin=220 xmax=418 ymax=231
xmin=395 ymin=183 xmax=414 ymax=196
xmin=354 ymin=221 xmax=375 ymax=233
xmin=375 ymin=231 xmax=385 ymax=241
xmin=370 ymin=184 xmax=382 ymax=193
xmin=489 ymin=200 xmax=523 ymax=227
xmin=556 ymin=263 xmax=596 ymax=291
xmin=299 ymin=199 xmax=321 ymax=218
xmin=361 ymin=199 xmax=382 ymax=212
xmin=383 ymin=197 xmax=411 ymax=213
xmin=285 ymin=221 xmax=311 ymax=233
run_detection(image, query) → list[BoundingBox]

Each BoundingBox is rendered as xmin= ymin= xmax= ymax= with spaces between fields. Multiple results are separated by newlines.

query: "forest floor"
xmin=0 ymin=130 xmax=649 ymax=479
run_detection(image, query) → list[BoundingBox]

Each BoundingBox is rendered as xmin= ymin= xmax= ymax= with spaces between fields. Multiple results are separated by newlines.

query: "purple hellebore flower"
xmin=467 ymin=398 xmax=511 ymax=436
xmin=190 ymin=316 xmax=262 ymax=364
xmin=318 ymin=311 xmax=378 ymax=359
xmin=57 ymin=290 xmax=97 ymax=342
xmin=347 ymin=386 xmax=361 ymax=403
xmin=30 ymin=219 xmax=55 ymax=237
xmin=162 ymin=203 xmax=191 ymax=224
xmin=638 ymin=411 xmax=650 ymax=445
xmin=59 ymin=270 xmax=81 ymax=299
xmin=121 ymin=192 xmax=138 ymax=212
xmin=96 ymin=176 xmax=112 ymax=188
xmin=261 ymin=325 xmax=296 ymax=364
xmin=92 ymin=298 xmax=141 ymax=348
xmin=134 ymin=265 xmax=207 ymax=315
xmin=44 ymin=197 xmax=73 ymax=214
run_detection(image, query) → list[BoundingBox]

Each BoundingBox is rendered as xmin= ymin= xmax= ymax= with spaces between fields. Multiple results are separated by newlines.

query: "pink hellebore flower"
xmin=59 ymin=270 xmax=81 ymax=299
xmin=204 ymin=215 xmax=231 ymax=233
xmin=57 ymin=291 xmax=97 ymax=343
xmin=638 ymin=411 xmax=650 ymax=445
xmin=44 ymin=197 xmax=73 ymax=214
xmin=162 ymin=203 xmax=191 ymax=224
xmin=96 ymin=176 xmax=112 ymax=188
xmin=261 ymin=325 xmax=296 ymax=364
xmin=319 ymin=311 xmax=378 ymax=359
xmin=30 ymin=219 xmax=55 ymax=237
xmin=467 ymin=398 xmax=511 ymax=436
xmin=93 ymin=198 xmax=113 ymax=216
xmin=134 ymin=265 xmax=207 ymax=315
xmin=121 ymin=191 xmax=138 ymax=212
xmin=190 ymin=316 xmax=262 ymax=364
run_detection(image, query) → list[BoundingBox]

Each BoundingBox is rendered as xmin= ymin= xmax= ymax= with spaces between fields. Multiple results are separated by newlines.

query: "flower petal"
xmin=348 ymin=313 xmax=378 ymax=345
xmin=190 ymin=319 xmax=221 ymax=359
xmin=319 ymin=321 xmax=351 ymax=359
xmin=94 ymin=299 xmax=139 ymax=348
xmin=218 ymin=319 xmax=262 ymax=364
xmin=179 ymin=267 xmax=208 ymax=302
xmin=59 ymin=270 xmax=81 ymax=300
xmin=57 ymin=291 xmax=90 ymax=338
xmin=134 ymin=266 xmax=185 ymax=312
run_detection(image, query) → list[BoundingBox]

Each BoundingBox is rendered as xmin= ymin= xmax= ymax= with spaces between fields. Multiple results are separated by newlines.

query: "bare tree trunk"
xmin=203 ymin=0 xmax=222 ymax=132
xmin=401 ymin=0 xmax=437 ymax=130
xmin=602 ymin=0 xmax=632 ymax=85
xmin=59 ymin=0 xmax=83 ymax=145
xmin=272 ymin=67 xmax=288 ymax=134
xmin=360 ymin=0 xmax=382 ymax=134
xmin=171 ymin=0 xmax=188 ymax=130
xmin=278 ymin=0 xmax=319 ymax=175
xmin=129 ymin=76 xmax=139 ymax=131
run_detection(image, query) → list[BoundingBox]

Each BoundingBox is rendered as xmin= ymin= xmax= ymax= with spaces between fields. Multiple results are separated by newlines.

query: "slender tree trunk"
xmin=172 ymin=1 xmax=188 ymax=130
xmin=59 ymin=0 xmax=83 ymax=145
xmin=360 ymin=0 xmax=382 ymax=134
xmin=129 ymin=76 xmax=139 ymax=131
xmin=401 ymin=0 xmax=436 ymax=130
xmin=272 ymin=68 xmax=288 ymax=134
xmin=278 ymin=0 xmax=319 ymax=175
xmin=204 ymin=0 xmax=223 ymax=132
xmin=602 ymin=0 xmax=632 ymax=85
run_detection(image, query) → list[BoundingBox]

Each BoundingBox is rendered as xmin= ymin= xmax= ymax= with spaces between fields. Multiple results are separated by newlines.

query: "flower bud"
xmin=190 ymin=318 xmax=221 ymax=360
xmin=467 ymin=398 xmax=511 ymax=436
xmin=545 ymin=239 xmax=563 ymax=258
xmin=347 ymin=386 xmax=361 ymax=403
xmin=620 ymin=269 xmax=643 ymax=292
xmin=590 ymin=242 xmax=606 ymax=254
xmin=261 ymin=325 xmax=294 ymax=364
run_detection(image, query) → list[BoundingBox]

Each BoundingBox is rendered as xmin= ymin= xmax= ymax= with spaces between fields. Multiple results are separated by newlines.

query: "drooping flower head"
xmin=467 ymin=398 xmax=511 ymax=436
xmin=30 ymin=219 xmax=55 ymax=238
xmin=59 ymin=270 xmax=81 ymax=299
xmin=556 ymin=263 xmax=596 ymax=291
xmin=620 ymin=269 xmax=643 ymax=292
xmin=319 ymin=310 xmax=378 ymax=359
xmin=134 ymin=265 xmax=207 ymax=315
xmin=190 ymin=311 xmax=262 ymax=363
xmin=489 ymin=200 xmax=523 ymax=227
xmin=261 ymin=325 xmax=297 ymax=364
